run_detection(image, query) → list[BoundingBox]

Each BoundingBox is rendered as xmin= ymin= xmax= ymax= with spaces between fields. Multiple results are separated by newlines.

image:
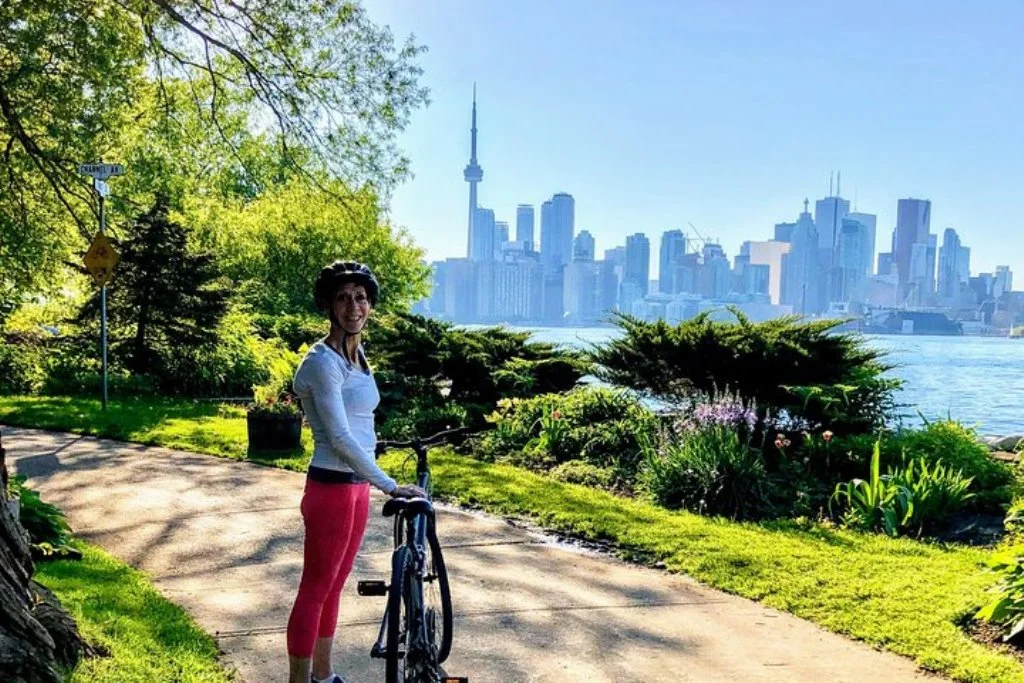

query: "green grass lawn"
xmin=4 ymin=395 xmax=1024 ymax=682
xmin=34 ymin=542 xmax=232 ymax=682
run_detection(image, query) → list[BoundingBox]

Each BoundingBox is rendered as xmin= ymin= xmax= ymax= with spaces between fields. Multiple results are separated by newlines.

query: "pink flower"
xmin=774 ymin=438 xmax=785 ymax=449
xmin=822 ymin=430 xmax=834 ymax=443
xmin=551 ymin=410 xmax=562 ymax=420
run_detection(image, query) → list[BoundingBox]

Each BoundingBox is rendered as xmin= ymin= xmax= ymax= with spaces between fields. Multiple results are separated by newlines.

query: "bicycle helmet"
xmin=314 ymin=260 xmax=380 ymax=311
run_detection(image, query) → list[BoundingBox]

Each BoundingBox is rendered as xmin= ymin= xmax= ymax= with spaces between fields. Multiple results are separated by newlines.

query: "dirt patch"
xmin=964 ymin=619 xmax=1024 ymax=666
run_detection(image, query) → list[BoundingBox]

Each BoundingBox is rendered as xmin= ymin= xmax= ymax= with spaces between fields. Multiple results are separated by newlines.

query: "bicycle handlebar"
xmin=375 ymin=425 xmax=476 ymax=456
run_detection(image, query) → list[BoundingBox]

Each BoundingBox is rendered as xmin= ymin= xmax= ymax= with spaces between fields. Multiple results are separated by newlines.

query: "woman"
xmin=287 ymin=260 xmax=425 ymax=683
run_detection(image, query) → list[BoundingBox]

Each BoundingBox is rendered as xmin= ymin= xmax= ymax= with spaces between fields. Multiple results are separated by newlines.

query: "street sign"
xmin=78 ymin=163 xmax=124 ymax=180
xmin=83 ymin=232 xmax=120 ymax=287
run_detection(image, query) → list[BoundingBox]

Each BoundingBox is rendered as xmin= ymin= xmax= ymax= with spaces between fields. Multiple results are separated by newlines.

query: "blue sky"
xmin=366 ymin=0 xmax=1023 ymax=280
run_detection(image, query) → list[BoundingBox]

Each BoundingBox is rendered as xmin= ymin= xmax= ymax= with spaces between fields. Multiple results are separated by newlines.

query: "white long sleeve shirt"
xmin=292 ymin=341 xmax=397 ymax=493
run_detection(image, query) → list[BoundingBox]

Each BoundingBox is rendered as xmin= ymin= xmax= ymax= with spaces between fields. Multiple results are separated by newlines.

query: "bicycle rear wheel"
xmin=385 ymin=545 xmax=412 ymax=683
xmin=424 ymin=523 xmax=453 ymax=663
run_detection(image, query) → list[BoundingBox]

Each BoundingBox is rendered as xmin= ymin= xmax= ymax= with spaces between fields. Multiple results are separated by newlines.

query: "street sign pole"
xmin=98 ymin=181 xmax=108 ymax=411
xmin=79 ymin=162 xmax=123 ymax=411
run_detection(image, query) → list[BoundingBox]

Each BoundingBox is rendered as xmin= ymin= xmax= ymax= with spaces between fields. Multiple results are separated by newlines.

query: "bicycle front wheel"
xmin=424 ymin=523 xmax=454 ymax=663
xmin=385 ymin=545 xmax=412 ymax=683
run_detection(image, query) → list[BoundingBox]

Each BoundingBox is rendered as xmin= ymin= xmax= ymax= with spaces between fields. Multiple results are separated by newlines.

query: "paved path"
xmin=2 ymin=426 xmax=937 ymax=683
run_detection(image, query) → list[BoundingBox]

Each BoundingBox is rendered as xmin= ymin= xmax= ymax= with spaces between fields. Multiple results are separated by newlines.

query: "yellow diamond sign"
xmin=83 ymin=232 xmax=120 ymax=286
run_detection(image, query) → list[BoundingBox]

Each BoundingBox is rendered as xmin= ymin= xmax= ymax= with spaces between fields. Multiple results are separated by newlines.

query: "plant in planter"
xmin=247 ymin=384 xmax=303 ymax=451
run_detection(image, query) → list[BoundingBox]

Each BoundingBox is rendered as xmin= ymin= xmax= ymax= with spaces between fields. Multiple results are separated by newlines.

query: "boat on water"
xmin=860 ymin=309 xmax=963 ymax=335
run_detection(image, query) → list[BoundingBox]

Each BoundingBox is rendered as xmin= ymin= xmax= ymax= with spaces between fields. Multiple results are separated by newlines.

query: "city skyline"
xmin=365 ymin=0 xmax=1024 ymax=279
xmin=420 ymin=88 xmax=1014 ymax=329
xmin=454 ymin=89 xmax=1009 ymax=294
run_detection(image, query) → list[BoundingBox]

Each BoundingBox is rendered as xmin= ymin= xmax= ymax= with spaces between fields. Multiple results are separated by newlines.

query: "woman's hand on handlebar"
xmin=389 ymin=484 xmax=427 ymax=499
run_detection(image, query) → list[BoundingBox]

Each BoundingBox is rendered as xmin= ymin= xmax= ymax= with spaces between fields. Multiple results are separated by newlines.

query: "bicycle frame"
xmin=363 ymin=426 xmax=471 ymax=682
xmin=369 ymin=440 xmax=436 ymax=666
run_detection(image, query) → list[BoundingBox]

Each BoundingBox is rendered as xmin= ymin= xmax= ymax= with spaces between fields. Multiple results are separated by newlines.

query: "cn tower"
xmin=464 ymin=85 xmax=483 ymax=258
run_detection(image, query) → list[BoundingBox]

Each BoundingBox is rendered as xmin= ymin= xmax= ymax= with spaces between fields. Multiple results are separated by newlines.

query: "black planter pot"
xmin=247 ymin=412 xmax=302 ymax=451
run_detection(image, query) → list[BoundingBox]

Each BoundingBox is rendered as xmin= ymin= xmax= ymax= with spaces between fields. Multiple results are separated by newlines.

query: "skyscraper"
xmin=781 ymin=199 xmax=823 ymax=314
xmin=550 ymin=193 xmax=575 ymax=267
xmin=516 ymin=205 xmax=535 ymax=252
xmin=463 ymin=86 xmax=484 ymax=260
xmin=893 ymin=198 xmax=933 ymax=304
xmin=539 ymin=200 xmax=554 ymax=268
xmin=774 ymin=222 xmax=796 ymax=242
xmin=564 ymin=261 xmax=601 ymax=323
xmin=836 ymin=218 xmax=871 ymax=302
xmin=847 ymin=211 xmax=877 ymax=275
xmin=700 ymin=243 xmax=731 ymax=300
xmin=494 ymin=221 xmax=509 ymax=259
xmin=815 ymin=194 xmax=851 ymax=254
xmin=624 ymin=233 xmax=650 ymax=298
xmin=938 ymin=228 xmax=970 ymax=302
xmin=995 ymin=266 xmax=1014 ymax=298
xmin=740 ymin=240 xmax=791 ymax=305
xmin=573 ymin=230 xmax=595 ymax=261
xmin=659 ymin=229 xmax=687 ymax=294
xmin=471 ymin=207 xmax=495 ymax=263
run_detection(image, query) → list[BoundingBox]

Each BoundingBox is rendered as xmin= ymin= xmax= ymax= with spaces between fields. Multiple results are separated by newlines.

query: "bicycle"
xmin=358 ymin=427 xmax=470 ymax=683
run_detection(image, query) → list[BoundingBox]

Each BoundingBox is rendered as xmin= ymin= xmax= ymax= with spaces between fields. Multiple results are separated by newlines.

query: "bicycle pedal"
xmin=357 ymin=580 xmax=388 ymax=596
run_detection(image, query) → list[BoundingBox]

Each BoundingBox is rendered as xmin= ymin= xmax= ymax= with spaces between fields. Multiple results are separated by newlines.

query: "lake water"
xmin=513 ymin=327 xmax=1024 ymax=436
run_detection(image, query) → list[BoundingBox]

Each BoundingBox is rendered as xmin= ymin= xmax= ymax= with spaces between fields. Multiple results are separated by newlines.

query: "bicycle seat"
xmin=382 ymin=496 xmax=434 ymax=518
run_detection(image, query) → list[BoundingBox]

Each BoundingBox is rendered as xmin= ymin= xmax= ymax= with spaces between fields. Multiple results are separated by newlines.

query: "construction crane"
xmin=686 ymin=221 xmax=719 ymax=254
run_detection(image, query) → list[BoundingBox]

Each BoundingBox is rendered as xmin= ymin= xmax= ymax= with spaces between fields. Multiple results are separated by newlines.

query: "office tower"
xmin=539 ymin=201 xmax=553 ymax=268
xmin=781 ymin=199 xmax=823 ymax=314
xmin=604 ymin=246 xmax=625 ymax=267
xmin=573 ymin=230 xmax=595 ymax=262
xmin=659 ymin=229 xmax=686 ymax=293
xmin=815 ymin=190 xmax=851 ymax=254
xmin=443 ymin=258 xmax=477 ymax=322
xmin=598 ymin=259 xmax=620 ymax=314
xmin=516 ymin=205 xmax=535 ymax=252
xmin=624 ymin=233 xmax=650 ymax=298
xmin=542 ymin=268 xmax=564 ymax=322
xmin=495 ymin=221 xmax=509 ymax=245
xmin=471 ymin=207 xmax=496 ymax=263
xmin=739 ymin=240 xmax=791 ymax=305
xmin=774 ymin=222 xmax=796 ymax=242
xmin=744 ymin=264 xmax=771 ymax=297
xmin=892 ymin=198 xmax=933 ymax=304
xmin=836 ymin=218 xmax=871 ymax=302
xmin=492 ymin=258 xmax=544 ymax=322
xmin=847 ymin=212 xmax=877 ymax=275
xmin=493 ymin=221 xmax=509 ymax=260
xmin=938 ymin=229 xmax=971 ymax=302
xmin=551 ymin=193 xmax=575 ymax=266
xmin=995 ymin=266 xmax=1014 ymax=297
xmin=464 ymin=87 xmax=484 ymax=260
xmin=564 ymin=261 xmax=601 ymax=323
xmin=877 ymin=252 xmax=895 ymax=277
xmin=541 ymin=195 xmax=575 ymax=269
xmin=700 ymin=243 xmax=731 ymax=299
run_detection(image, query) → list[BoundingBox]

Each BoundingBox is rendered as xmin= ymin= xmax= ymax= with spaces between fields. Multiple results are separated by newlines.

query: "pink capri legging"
xmin=286 ymin=479 xmax=371 ymax=657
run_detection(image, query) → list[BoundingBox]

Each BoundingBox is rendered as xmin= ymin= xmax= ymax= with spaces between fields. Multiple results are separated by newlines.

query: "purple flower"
xmin=679 ymin=392 xmax=757 ymax=433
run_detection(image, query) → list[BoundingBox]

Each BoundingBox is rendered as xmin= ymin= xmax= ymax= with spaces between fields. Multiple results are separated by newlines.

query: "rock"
xmin=989 ymin=435 xmax=1024 ymax=452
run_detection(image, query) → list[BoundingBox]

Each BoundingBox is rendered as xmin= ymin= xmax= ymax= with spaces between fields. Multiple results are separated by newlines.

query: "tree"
xmin=192 ymin=179 xmax=430 ymax=314
xmin=1 ymin=0 xmax=428 ymax=316
xmin=591 ymin=310 xmax=900 ymax=432
xmin=78 ymin=197 xmax=230 ymax=377
xmin=1 ymin=436 xmax=87 ymax=682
